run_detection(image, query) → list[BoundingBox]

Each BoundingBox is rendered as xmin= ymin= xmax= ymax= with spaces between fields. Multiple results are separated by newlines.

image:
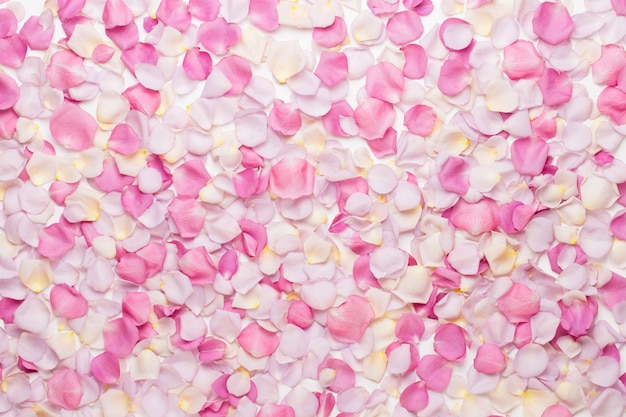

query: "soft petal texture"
xmin=449 ymin=198 xmax=499 ymax=236
xmin=510 ymin=138 xmax=549 ymax=176
xmin=103 ymin=317 xmax=139 ymax=358
xmin=387 ymin=11 xmax=423 ymax=45
xmin=237 ymin=322 xmax=279 ymax=358
xmin=91 ymin=352 xmax=120 ymax=384
xmin=47 ymin=369 xmax=83 ymax=410
xmin=399 ymin=381 xmax=428 ymax=412
xmin=497 ymin=282 xmax=540 ymax=323
xmin=532 ymin=2 xmax=574 ymax=45
xmin=404 ymin=104 xmax=436 ymax=136
xmin=433 ymin=323 xmax=467 ymax=362
xmin=0 ymin=74 xmax=19 ymax=110
xmin=327 ymin=295 xmax=374 ymax=343
xmin=269 ymin=158 xmax=315 ymax=199
xmin=354 ymin=98 xmax=395 ymax=139
xmin=50 ymin=102 xmax=98 ymax=151
xmin=365 ymin=62 xmax=404 ymax=103
xmin=474 ymin=343 xmax=506 ymax=374
xmin=50 ymin=284 xmax=88 ymax=319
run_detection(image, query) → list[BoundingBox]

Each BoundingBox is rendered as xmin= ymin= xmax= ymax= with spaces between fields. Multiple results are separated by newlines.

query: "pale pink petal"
xmin=587 ymin=356 xmax=620 ymax=387
xmin=179 ymin=311 xmax=208 ymax=342
xmin=438 ymin=58 xmax=471 ymax=96
xmin=559 ymin=299 xmax=596 ymax=337
xmin=513 ymin=343 xmax=549 ymax=378
xmin=269 ymin=157 xmax=315 ymax=199
xmin=50 ymin=102 xmax=98 ymax=151
xmin=190 ymin=0 xmax=220 ymax=20
xmin=38 ymin=222 xmax=75 ymax=258
xmin=0 ymin=35 xmax=27 ymax=68
xmin=198 ymin=338 xmax=227 ymax=362
xmin=249 ymin=0 xmax=279 ymax=31
xmin=439 ymin=18 xmax=473 ymax=50
xmin=354 ymin=98 xmax=395 ymax=140
xmin=268 ymin=101 xmax=301 ymax=136
xmin=156 ymin=0 xmax=191 ymax=31
xmin=313 ymin=17 xmax=347 ymax=48
xmin=416 ymin=354 xmax=452 ymax=391
xmin=367 ymin=164 xmax=398 ymax=194
xmin=336 ymin=387 xmax=368 ymax=413
xmin=510 ymin=137 xmax=549 ymax=176
xmin=47 ymin=369 xmax=83 ymax=410
xmin=404 ymin=104 xmax=436 ymax=136
xmin=167 ymin=198 xmax=207 ymax=238
xmin=237 ymin=322 xmax=279 ymax=358
xmin=449 ymin=198 xmax=498 ymax=236
xmin=0 ymin=74 xmax=19 ymax=110
xmin=135 ymin=63 xmax=165 ymax=91
xmin=91 ymin=352 xmax=120 ymax=384
xmin=400 ymin=381 xmax=428 ymax=412
xmin=103 ymin=0 xmax=134 ymax=28
xmin=122 ymin=292 xmax=151 ymax=325
xmin=497 ymin=282 xmax=540 ymax=323
xmin=532 ymin=2 xmax=574 ymax=45
xmin=327 ymin=295 xmax=374 ymax=344
xmin=278 ymin=324 xmax=309 ymax=359
xmin=502 ymin=40 xmax=545 ymax=80
xmin=199 ymin=18 xmax=241 ymax=55
xmin=538 ymin=69 xmax=572 ymax=107
xmin=50 ymin=284 xmax=88 ymax=319
xmin=257 ymin=404 xmax=295 ymax=417
xmin=103 ymin=317 xmax=139 ymax=358
xmin=183 ymin=47 xmax=213 ymax=80
xmin=387 ymin=11 xmax=423 ymax=45
xmin=473 ymin=343 xmax=506 ymax=374
xmin=92 ymin=44 xmax=115 ymax=63
xmin=365 ymin=62 xmax=404 ymax=103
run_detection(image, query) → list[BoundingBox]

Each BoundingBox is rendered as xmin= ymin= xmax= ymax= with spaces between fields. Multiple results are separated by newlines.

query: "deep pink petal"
xmin=268 ymin=101 xmax=302 ymax=136
xmin=532 ymin=2 xmax=574 ymax=45
xmin=122 ymin=292 xmax=151 ymax=325
xmin=50 ymin=102 xmax=98 ymax=151
xmin=123 ymin=84 xmax=161 ymax=117
xmin=94 ymin=158 xmax=134 ymax=192
xmin=237 ymin=322 xmax=279 ymax=358
xmin=316 ymin=52 xmax=349 ymax=87
xmin=57 ymin=0 xmax=85 ymax=21
xmin=190 ymin=0 xmax=220 ymax=20
xmin=0 ymin=35 xmax=28 ymax=68
xmin=327 ymin=295 xmax=374 ymax=344
xmin=592 ymin=45 xmax=626 ymax=87
xmin=416 ymin=355 xmax=452 ymax=391
xmin=0 ymin=73 xmax=19 ymax=110
xmin=510 ymin=137 xmax=549 ymax=176
xmin=249 ymin=0 xmax=279 ymax=31
xmin=313 ymin=17 xmax=347 ymax=48
xmin=116 ymin=253 xmax=148 ymax=285
xmin=168 ymin=198 xmax=207 ymax=238
xmin=20 ymin=13 xmax=54 ymax=50
xmin=179 ymin=247 xmax=217 ymax=285
xmin=105 ymin=22 xmax=139 ymax=50
xmin=542 ymin=404 xmax=572 ymax=417
xmin=449 ymin=198 xmax=499 ymax=236
xmin=318 ymin=358 xmax=356 ymax=393
xmin=598 ymin=87 xmax=626 ymax=125
xmin=438 ymin=58 xmax=471 ymax=96
xmin=38 ymin=222 xmax=75 ymax=258
xmin=399 ymin=382 xmax=428 ymax=412
xmin=103 ymin=0 xmax=134 ymax=29
xmin=473 ymin=343 xmax=506 ymax=374
xmin=108 ymin=123 xmax=142 ymax=155
xmin=354 ymin=98 xmax=395 ymax=139
xmin=199 ymin=18 xmax=241 ymax=55
xmin=216 ymin=55 xmax=252 ymax=95
xmin=121 ymin=43 xmax=158 ymax=76
xmin=47 ymin=369 xmax=83 ymax=410
xmin=538 ymin=69 xmax=572 ymax=107
xmin=497 ymin=282 xmax=540 ymax=323
xmin=50 ymin=284 xmax=88 ymax=319
xmin=199 ymin=338 xmax=227 ymax=362
xmin=402 ymin=44 xmax=427 ymax=79
xmin=237 ymin=219 xmax=267 ymax=258
xmin=92 ymin=44 xmax=115 ymax=63
xmin=121 ymin=185 xmax=154 ymax=218
xmin=183 ymin=47 xmax=213 ymax=80
xmin=91 ymin=352 xmax=120 ymax=384
xmin=611 ymin=212 xmax=626 ymax=240
xmin=287 ymin=299 xmax=314 ymax=329
xmin=269 ymin=157 xmax=315 ymax=199
xmin=559 ymin=298 xmax=596 ymax=337
xmin=433 ymin=323 xmax=467 ymax=362
xmin=103 ymin=317 xmax=139 ymax=358
xmin=438 ymin=156 xmax=469 ymax=194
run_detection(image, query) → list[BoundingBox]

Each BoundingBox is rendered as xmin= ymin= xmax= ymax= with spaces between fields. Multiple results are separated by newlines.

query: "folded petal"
xmin=103 ymin=317 xmax=139 ymax=358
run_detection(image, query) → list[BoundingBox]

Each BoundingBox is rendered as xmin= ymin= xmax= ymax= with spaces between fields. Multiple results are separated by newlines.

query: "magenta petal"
xmin=404 ymin=104 xmax=436 ymax=136
xmin=103 ymin=317 xmax=139 ymax=358
xmin=510 ymin=137 xmax=549 ymax=176
xmin=532 ymin=2 xmax=574 ymax=45
xmin=399 ymin=382 xmax=428 ymax=412
xmin=269 ymin=157 xmax=315 ymax=200
xmin=354 ymin=98 xmax=395 ymax=140
xmin=237 ymin=322 xmax=279 ymax=358
xmin=50 ymin=284 xmax=88 ymax=319
xmin=449 ymin=198 xmax=499 ymax=236
xmin=47 ymin=369 xmax=83 ymax=410
xmin=0 ymin=73 xmax=19 ymax=110
xmin=0 ymin=35 xmax=27 ymax=68
xmin=183 ymin=47 xmax=213 ymax=81
xmin=416 ymin=354 xmax=452 ymax=391
xmin=38 ymin=222 xmax=75 ymax=258
xmin=91 ymin=352 xmax=120 ymax=384
xmin=327 ymin=295 xmax=374 ymax=344
xmin=474 ymin=343 xmax=506 ymax=374
xmin=0 ymin=9 xmax=17 ymax=38
xmin=50 ymin=102 xmax=98 ymax=151
xmin=497 ymin=282 xmax=540 ymax=323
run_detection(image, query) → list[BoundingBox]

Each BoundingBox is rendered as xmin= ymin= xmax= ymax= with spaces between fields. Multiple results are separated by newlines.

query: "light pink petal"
xmin=502 ymin=40 xmax=545 ymax=80
xmin=257 ymin=404 xmax=295 ymax=417
xmin=354 ymin=98 xmax=395 ymax=139
xmin=121 ymin=185 xmax=154 ymax=218
xmin=404 ymin=104 xmax=436 ymax=136
xmin=510 ymin=137 xmax=549 ymax=176
xmin=249 ymin=0 xmax=279 ymax=31
xmin=416 ymin=354 xmax=452 ymax=391
xmin=402 ymin=44 xmax=427 ymax=79
xmin=367 ymin=127 xmax=397 ymax=157
xmin=156 ymin=0 xmax=191 ymax=31
xmin=91 ymin=352 xmax=120 ymax=384
xmin=399 ymin=381 xmax=428 ymax=412
xmin=20 ymin=12 xmax=54 ymax=50
xmin=102 ymin=0 xmax=133 ymax=29
xmin=336 ymin=387 xmax=368 ymax=413
xmin=108 ymin=123 xmax=142 ymax=155
xmin=365 ymin=62 xmax=404 ymax=103
xmin=50 ymin=102 xmax=98 ymax=151
xmin=135 ymin=63 xmax=165 ymax=91
xmin=57 ymin=0 xmax=85 ymax=21
xmin=216 ymin=55 xmax=252 ymax=96
xmin=315 ymin=52 xmax=348 ymax=87
xmin=439 ymin=18 xmax=473 ymax=50
xmin=367 ymin=164 xmax=398 ymax=194
xmin=538 ymin=69 xmax=572 ymax=107
xmin=541 ymin=404 xmax=572 ymax=417
xmin=287 ymin=299 xmax=314 ymax=329
xmin=473 ymin=343 xmax=506 ymax=374
xmin=433 ymin=323 xmax=467 ymax=362
xmin=121 ymin=43 xmax=159 ymax=76
xmin=279 ymin=324 xmax=309 ymax=359
xmin=370 ymin=247 xmax=408 ymax=279
xmin=532 ymin=2 xmax=574 ymax=45
xmin=179 ymin=311 xmax=208 ymax=342
xmin=438 ymin=58 xmax=471 ymax=96
xmin=173 ymin=160 xmax=211 ymax=198
xmin=449 ymin=198 xmax=498 ymax=236
xmin=598 ymin=87 xmax=626 ymax=125
xmin=237 ymin=322 xmax=279 ymax=358
xmin=190 ymin=0 xmax=220 ymax=20
xmin=0 ymin=74 xmax=19 ymax=110
xmin=386 ymin=11 xmax=423 ymax=45
xmin=0 ymin=34 xmax=27 ymax=68
xmin=123 ymin=84 xmax=161 ymax=117
xmin=179 ymin=247 xmax=217 ymax=285
xmin=38 ymin=222 xmax=75 ymax=258
xmin=105 ymin=21 xmax=139 ymax=50
xmin=269 ymin=157 xmax=315 ymax=199
xmin=268 ymin=101 xmax=302 ymax=136
xmin=115 ymin=253 xmax=148 ymax=284
xmin=513 ymin=343 xmax=549 ymax=378
xmin=327 ymin=295 xmax=374 ymax=344
xmin=92 ymin=44 xmax=115 ymax=63
xmin=438 ymin=156 xmax=469 ymax=194
xmin=587 ymin=356 xmax=620 ymax=387
xmin=14 ymin=297 xmax=49 ymax=334
xmin=592 ymin=45 xmax=626 ymax=86
xmin=167 ymin=198 xmax=207 ymax=238
xmin=198 ymin=338 xmax=227 ymax=362
xmin=103 ymin=317 xmax=139 ymax=358
xmin=199 ymin=18 xmax=241 ymax=55
xmin=50 ymin=284 xmax=88 ymax=319
xmin=313 ymin=17 xmax=347 ymax=48
xmin=497 ymin=282 xmax=540 ymax=323
xmin=47 ymin=369 xmax=83 ymax=410
xmin=183 ymin=47 xmax=213 ymax=81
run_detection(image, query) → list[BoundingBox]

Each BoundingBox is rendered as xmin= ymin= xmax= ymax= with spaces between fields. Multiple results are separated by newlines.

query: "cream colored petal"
xmin=100 ymin=389 xmax=132 ymax=417
xmin=371 ymin=318 xmax=396 ymax=352
xmin=112 ymin=148 xmax=148 ymax=176
xmin=18 ymin=259 xmax=53 ymax=293
xmin=68 ymin=23 xmax=103 ymax=58
xmin=363 ymin=351 xmax=387 ymax=382
xmin=26 ymin=151 xmax=57 ymax=186
xmin=277 ymin=1 xmax=313 ymax=28
xmin=394 ymin=265 xmax=432 ymax=304
xmin=484 ymin=233 xmax=517 ymax=276
xmin=267 ymin=40 xmax=307 ymax=83
xmin=580 ymin=174 xmax=619 ymax=210
xmin=157 ymin=26 xmax=187 ymax=57
xmin=351 ymin=11 xmax=384 ymax=45
xmin=232 ymin=284 xmax=263 ymax=309
xmin=486 ymin=79 xmax=519 ymax=113
xmin=230 ymin=27 xmax=268 ymax=65
xmin=130 ymin=349 xmax=161 ymax=380
xmin=47 ymin=331 xmax=77 ymax=360
xmin=75 ymin=147 xmax=105 ymax=178
xmin=97 ymin=90 xmax=130 ymax=125
xmin=178 ymin=386 xmax=207 ymax=414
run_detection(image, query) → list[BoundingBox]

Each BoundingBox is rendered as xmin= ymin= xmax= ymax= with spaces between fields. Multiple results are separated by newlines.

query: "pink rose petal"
xmin=327 ymin=295 xmax=374 ymax=344
xmin=237 ymin=322 xmax=279 ymax=358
